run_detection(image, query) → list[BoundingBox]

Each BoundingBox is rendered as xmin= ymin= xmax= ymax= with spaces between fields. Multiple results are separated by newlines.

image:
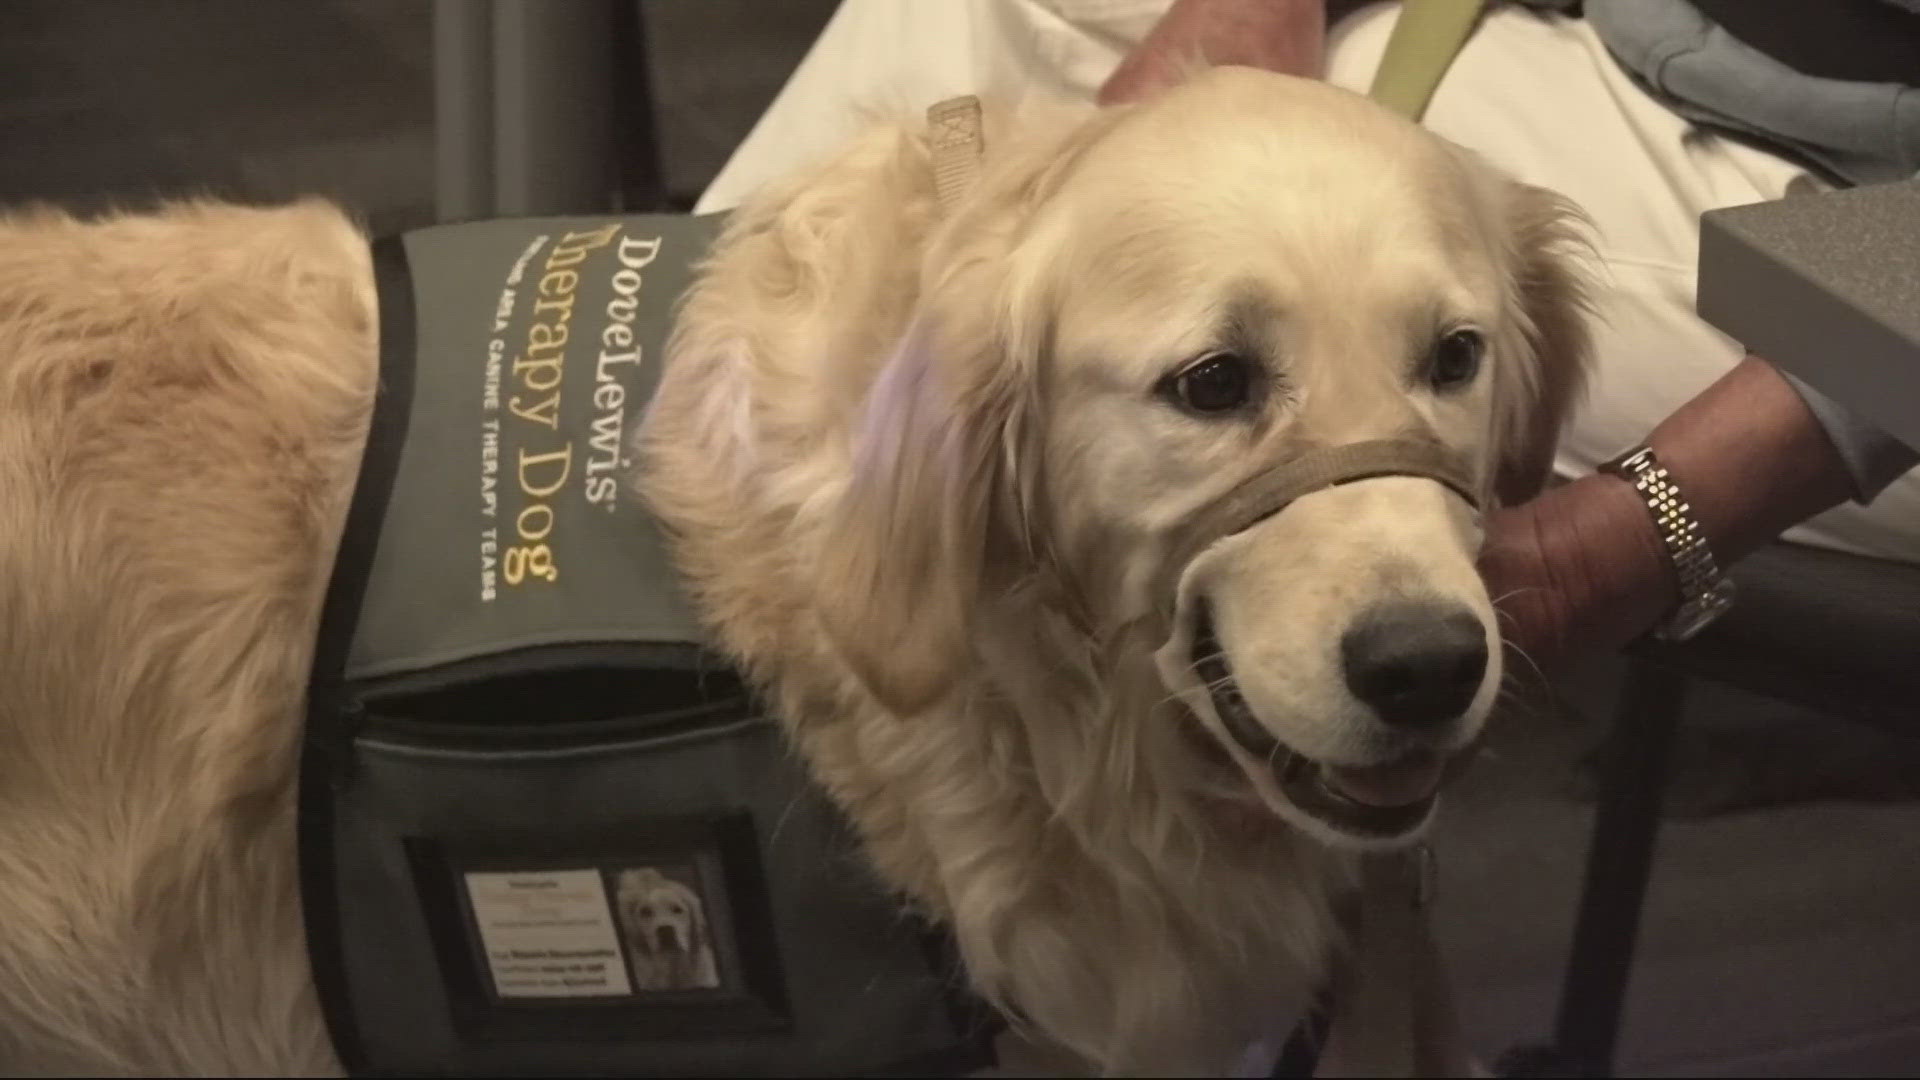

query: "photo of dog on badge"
xmin=611 ymin=865 xmax=721 ymax=991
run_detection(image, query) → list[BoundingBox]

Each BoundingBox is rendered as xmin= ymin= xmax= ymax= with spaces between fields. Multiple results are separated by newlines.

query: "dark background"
xmin=0 ymin=0 xmax=839 ymax=230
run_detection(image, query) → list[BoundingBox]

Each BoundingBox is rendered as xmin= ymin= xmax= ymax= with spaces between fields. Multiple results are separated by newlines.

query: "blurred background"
xmin=0 ymin=0 xmax=838 ymax=230
xmin=6 ymin=2 xmax=1920 ymax=1075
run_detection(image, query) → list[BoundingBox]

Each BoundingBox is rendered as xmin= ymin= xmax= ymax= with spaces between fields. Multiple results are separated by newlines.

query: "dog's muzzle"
xmin=1153 ymin=437 xmax=1480 ymax=621
xmin=1160 ymin=437 xmax=1483 ymax=839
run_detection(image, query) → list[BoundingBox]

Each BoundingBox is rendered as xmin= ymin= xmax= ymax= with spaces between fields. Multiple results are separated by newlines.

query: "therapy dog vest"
xmin=300 ymin=215 xmax=997 ymax=1077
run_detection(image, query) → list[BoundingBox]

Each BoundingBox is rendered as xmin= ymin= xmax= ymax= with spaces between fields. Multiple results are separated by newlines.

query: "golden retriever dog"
xmin=614 ymin=869 xmax=719 ymax=992
xmin=642 ymin=68 xmax=1588 ymax=1073
xmin=0 ymin=67 xmax=1585 ymax=1075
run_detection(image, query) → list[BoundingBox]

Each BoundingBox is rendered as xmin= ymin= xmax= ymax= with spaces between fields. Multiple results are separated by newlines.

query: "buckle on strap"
xmin=927 ymin=95 xmax=985 ymax=216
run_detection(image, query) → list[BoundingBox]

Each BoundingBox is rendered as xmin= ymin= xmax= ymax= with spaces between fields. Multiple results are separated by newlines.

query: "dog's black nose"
xmin=1340 ymin=601 xmax=1488 ymax=727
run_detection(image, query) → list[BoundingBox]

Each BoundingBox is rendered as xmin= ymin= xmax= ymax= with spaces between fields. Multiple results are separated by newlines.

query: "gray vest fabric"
xmin=347 ymin=217 xmax=704 ymax=683
xmin=301 ymin=217 xmax=995 ymax=1077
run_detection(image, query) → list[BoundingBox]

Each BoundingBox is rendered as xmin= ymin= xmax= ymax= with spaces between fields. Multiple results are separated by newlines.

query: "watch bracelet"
xmin=1614 ymin=449 xmax=1725 ymax=612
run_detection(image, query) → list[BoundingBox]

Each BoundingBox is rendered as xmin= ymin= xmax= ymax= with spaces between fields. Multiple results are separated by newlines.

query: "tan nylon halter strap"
xmin=927 ymin=95 xmax=986 ymax=216
xmin=1155 ymin=438 xmax=1479 ymax=623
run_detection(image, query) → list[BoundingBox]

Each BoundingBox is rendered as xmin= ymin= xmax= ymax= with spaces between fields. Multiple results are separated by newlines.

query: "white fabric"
xmin=695 ymin=0 xmax=1920 ymax=565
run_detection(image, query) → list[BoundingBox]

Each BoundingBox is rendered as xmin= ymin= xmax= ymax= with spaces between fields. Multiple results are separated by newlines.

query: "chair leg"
xmin=1558 ymin=658 xmax=1691 ymax=1074
xmin=1497 ymin=657 xmax=1688 ymax=1078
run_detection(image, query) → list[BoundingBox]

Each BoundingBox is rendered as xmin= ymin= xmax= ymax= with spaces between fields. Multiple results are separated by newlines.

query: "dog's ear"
xmin=809 ymin=112 xmax=1121 ymax=716
xmin=811 ymin=299 xmax=1036 ymax=716
xmin=1490 ymin=180 xmax=1594 ymax=507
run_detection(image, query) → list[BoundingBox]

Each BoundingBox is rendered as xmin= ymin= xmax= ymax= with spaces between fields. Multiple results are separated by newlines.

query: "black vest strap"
xmin=300 ymin=232 xmax=418 ymax=1075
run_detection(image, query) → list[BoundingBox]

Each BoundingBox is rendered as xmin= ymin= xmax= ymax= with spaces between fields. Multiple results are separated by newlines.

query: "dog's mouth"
xmin=1189 ymin=604 xmax=1448 ymax=841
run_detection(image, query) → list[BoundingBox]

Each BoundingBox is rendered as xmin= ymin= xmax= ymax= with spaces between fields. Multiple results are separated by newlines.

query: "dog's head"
xmin=815 ymin=68 xmax=1590 ymax=848
xmin=617 ymin=868 xmax=706 ymax=956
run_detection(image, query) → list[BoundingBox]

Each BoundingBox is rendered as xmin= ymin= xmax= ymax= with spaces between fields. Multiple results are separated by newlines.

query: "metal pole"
xmin=490 ymin=0 xmax=618 ymax=216
xmin=433 ymin=0 xmax=495 ymax=222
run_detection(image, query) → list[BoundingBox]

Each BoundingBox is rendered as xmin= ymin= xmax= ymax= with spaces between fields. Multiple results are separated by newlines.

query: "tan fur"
xmin=0 ymin=199 xmax=374 ymax=1073
xmin=0 ymin=68 xmax=1588 ymax=1077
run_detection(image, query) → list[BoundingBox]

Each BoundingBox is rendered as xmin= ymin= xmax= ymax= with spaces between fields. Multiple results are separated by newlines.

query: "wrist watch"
xmin=1599 ymin=445 xmax=1737 ymax=643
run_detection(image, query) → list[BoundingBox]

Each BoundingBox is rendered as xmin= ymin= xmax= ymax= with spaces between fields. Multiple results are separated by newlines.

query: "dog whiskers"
xmin=1487 ymin=586 xmax=1548 ymax=610
xmin=1499 ymin=634 xmax=1548 ymax=688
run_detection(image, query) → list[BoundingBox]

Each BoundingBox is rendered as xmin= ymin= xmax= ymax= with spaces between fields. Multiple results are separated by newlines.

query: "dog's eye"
xmin=1166 ymin=352 xmax=1253 ymax=413
xmin=1428 ymin=330 xmax=1483 ymax=390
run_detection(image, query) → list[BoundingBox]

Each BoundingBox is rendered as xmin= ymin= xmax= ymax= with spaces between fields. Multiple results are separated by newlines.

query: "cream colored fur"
xmin=0 ymin=67 xmax=1587 ymax=1077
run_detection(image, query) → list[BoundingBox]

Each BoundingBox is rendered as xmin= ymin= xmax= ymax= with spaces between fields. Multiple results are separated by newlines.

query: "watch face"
xmin=1605 ymin=446 xmax=1657 ymax=478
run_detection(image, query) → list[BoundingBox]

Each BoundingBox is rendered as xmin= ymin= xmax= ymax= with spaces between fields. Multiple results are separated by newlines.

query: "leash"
xmin=1339 ymin=8 xmax=1489 ymax=1074
xmin=1370 ymin=0 xmax=1488 ymax=123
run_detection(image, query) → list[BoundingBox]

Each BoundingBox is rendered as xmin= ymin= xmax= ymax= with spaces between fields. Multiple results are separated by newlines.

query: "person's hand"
xmin=1477 ymin=474 xmax=1678 ymax=674
xmin=1476 ymin=501 xmax=1573 ymax=674
xmin=1098 ymin=0 xmax=1326 ymax=106
xmin=1479 ymin=355 xmax=1863 ymax=672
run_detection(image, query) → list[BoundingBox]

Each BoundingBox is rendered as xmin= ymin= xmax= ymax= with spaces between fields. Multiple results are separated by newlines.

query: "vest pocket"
xmin=303 ymin=647 xmax=994 ymax=1077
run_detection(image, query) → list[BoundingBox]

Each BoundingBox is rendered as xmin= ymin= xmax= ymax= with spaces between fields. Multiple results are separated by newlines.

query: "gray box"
xmin=1697 ymin=178 xmax=1920 ymax=453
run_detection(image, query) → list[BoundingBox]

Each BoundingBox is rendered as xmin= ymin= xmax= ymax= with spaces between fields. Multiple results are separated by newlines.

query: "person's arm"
xmin=1479 ymin=354 xmax=1861 ymax=667
xmin=1098 ymin=0 xmax=1328 ymax=105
